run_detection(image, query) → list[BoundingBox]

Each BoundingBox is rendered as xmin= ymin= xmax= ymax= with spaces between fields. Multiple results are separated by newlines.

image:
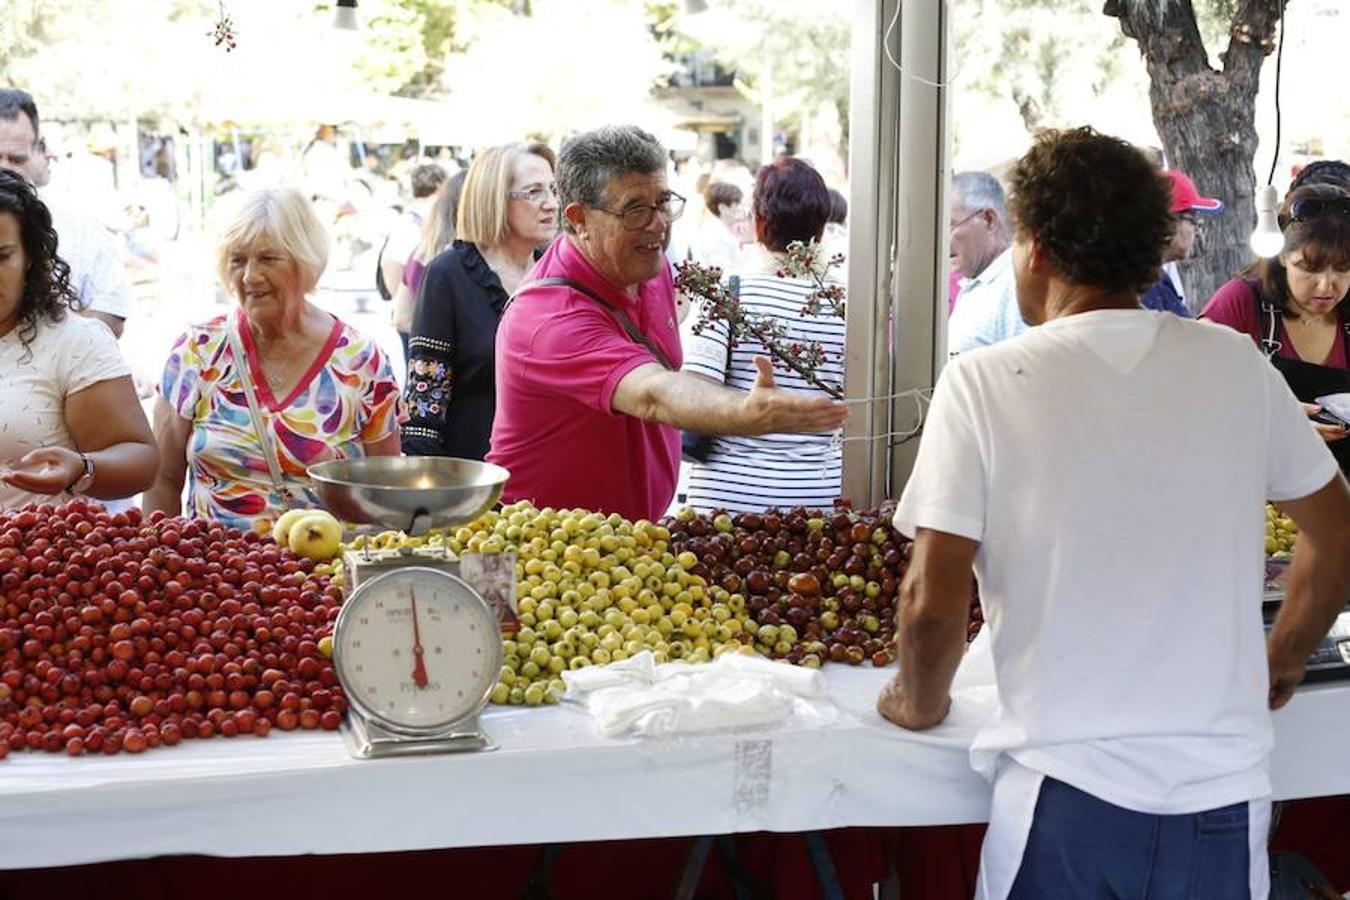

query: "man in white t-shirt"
xmin=946 ymin=171 xmax=1025 ymax=357
xmin=881 ymin=127 xmax=1350 ymax=899
xmin=0 ymin=89 xmax=134 ymax=338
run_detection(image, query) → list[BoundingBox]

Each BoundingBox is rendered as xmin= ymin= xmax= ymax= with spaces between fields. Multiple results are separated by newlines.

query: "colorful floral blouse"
xmin=159 ymin=313 xmax=401 ymax=530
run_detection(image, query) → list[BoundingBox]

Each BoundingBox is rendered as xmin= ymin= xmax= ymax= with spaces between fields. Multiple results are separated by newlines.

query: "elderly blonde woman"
xmin=144 ymin=188 xmax=401 ymax=530
xmin=401 ymin=142 xmax=557 ymax=460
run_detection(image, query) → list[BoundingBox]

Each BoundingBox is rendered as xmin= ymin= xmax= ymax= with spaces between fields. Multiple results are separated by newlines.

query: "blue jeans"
xmin=1009 ymin=777 xmax=1258 ymax=899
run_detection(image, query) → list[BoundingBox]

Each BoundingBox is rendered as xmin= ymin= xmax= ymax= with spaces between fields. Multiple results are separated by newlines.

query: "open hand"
xmin=0 ymin=446 xmax=84 ymax=496
xmin=742 ymin=357 xmax=848 ymax=435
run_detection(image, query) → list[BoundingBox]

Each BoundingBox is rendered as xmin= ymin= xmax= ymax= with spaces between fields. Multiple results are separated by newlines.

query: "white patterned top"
xmin=0 ymin=314 xmax=129 ymax=509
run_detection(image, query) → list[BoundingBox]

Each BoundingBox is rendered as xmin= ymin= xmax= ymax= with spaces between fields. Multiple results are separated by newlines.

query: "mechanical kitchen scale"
xmin=1263 ymin=557 xmax=1350 ymax=684
xmin=308 ymin=457 xmax=512 ymax=759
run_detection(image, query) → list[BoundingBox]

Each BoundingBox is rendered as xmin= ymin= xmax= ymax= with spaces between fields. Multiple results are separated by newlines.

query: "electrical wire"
xmin=882 ymin=0 xmax=948 ymax=88
xmin=1265 ymin=2 xmax=1286 ymax=186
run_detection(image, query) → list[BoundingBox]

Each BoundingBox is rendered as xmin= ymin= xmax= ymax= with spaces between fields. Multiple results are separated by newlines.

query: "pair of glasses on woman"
xmin=1289 ymin=196 xmax=1350 ymax=223
xmin=509 ymin=184 xmax=558 ymax=205
xmin=590 ymin=192 xmax=687 ymax=231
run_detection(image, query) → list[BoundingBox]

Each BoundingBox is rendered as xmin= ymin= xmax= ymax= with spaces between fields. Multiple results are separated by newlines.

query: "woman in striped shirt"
xmin=681 ymin=157 xmax=845 ymax=513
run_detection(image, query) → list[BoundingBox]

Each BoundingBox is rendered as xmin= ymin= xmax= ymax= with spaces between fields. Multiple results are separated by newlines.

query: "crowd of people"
xmin=2 ymin=76 xmax=1350 ymax=895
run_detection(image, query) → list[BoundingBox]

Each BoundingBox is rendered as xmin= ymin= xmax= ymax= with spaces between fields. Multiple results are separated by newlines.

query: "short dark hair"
xmin=0 ymin=169 xmax=76 ymax=352
xmin=752 ymin=157 xmax=831 ymax=252
xmin=703 ymin=181 xmax=742 ymax=215
xmin=557 ymin=126 xmax=666 ymax=235
xmin=827 ymin=189 xmax=847 ymax=225
xmin=1248 ymin=183 xmax=1350 ymax=324
xmin=410 ymin=163 xmax=447 ymax=199
xmin=0 ymin=88 xmax=39 ymax=139
xmin=1290 ymin=159 xmax=1350 ymax=192
xmin=1007 ymin=126 xmax=1173 ymax=295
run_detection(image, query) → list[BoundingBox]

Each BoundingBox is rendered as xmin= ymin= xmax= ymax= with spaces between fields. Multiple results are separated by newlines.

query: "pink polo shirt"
xmin=488 ymin=235 xmax=683 ymax=521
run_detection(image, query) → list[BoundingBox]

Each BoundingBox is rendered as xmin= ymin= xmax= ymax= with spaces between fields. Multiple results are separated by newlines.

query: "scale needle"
xmin=410 ymin=587 xmax=429 ymax=689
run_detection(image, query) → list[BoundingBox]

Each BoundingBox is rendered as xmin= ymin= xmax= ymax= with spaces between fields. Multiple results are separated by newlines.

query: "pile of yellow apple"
xmin=339 ymin=501 xmax=761 ymax=706
xmin=270 ymin=509 xmax=344 ymax=562
xmin=1265 ymin=503 xmax=1297 ymax=557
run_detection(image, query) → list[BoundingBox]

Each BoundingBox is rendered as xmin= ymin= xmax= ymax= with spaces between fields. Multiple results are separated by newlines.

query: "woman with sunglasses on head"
xmin=1201 ymin=183 xmax=1350 ymax=469
xmin=401 ymin=142 xmax=557 ymax=460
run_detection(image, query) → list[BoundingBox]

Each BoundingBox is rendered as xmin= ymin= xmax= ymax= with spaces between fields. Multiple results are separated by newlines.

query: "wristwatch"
xmin=65 ymin=453 xmax=95 ymax=496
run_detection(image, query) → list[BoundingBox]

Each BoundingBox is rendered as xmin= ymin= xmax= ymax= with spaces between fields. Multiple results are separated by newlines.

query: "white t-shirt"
xmin=682 ymin=260 xmax=844 ymax=513
xmin=383 ymin=208 xmax=425 ymax=275
xmin=0 ymin=314 xmax=131 ymax=509
xmin=946 ymin=248 xmax=1025 ymax=356
xmin=895 ymin=310 xmax=1338 ymax=815
xmin=43 ymin=193 xmax=136 ymax=320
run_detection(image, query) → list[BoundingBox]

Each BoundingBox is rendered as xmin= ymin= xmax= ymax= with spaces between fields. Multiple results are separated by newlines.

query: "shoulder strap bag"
xmin=225 ymin=313 xmax=309 ymax=508
xmin=681 ymin=275 xmax=738 ymax=464
xmin=510 ymin=276 xmax=677 ymax=371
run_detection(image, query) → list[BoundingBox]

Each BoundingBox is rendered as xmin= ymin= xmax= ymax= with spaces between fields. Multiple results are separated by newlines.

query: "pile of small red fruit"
xmin=664 ymin=504 xmax=984 ymax=668
xmin=0 ymin=500 xmax=347 ymax=759
xmin=664 ymin=505 xmax=909 ymax=667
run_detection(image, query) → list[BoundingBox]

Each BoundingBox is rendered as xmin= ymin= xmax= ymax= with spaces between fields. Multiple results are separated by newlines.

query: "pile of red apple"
xmin=0 ymin=500 xmax=347 ymax=759
xmin=663 ymin=505 xmax=907 ymax=667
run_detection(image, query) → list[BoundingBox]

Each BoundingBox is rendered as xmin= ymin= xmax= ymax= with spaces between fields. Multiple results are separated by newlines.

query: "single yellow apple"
xmin=288 ymin=513 xmax=343 ymax=561
xmin=271 ymin=509 xmax=313 ymax=547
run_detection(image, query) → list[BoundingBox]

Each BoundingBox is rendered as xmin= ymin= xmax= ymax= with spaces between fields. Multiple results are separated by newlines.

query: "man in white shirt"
xmin=0 ymin=89 xmax=134 ymax=338
xmin=881 ymin=127 xmax=1350 ymax=898
xmin=946 ymin=171 xmax=1024 ymax=356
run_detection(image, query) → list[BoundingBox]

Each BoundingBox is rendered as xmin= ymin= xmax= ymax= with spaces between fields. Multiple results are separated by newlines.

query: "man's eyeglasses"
xmin=1289 ymin=197 xmax=1350 ymax=224
xmin=950 ymin=208 xmax=984 ymax=232
xmin=1177 ymin=211 xmax=1198 ymax=225
xmin=591 ymin=192 xmax=687 ymax=231
xmin=508 ymin=184 xmax=558 ymax=205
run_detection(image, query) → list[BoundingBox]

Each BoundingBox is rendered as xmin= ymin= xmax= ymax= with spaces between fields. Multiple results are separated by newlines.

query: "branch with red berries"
xmin=676 ymin=241 xmax=846 ymax=400
xmin=209 ymin=1 xmax=238 ymax=51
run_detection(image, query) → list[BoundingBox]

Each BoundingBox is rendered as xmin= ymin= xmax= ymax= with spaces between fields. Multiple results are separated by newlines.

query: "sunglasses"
xmin=1288 ymin=197 xmax=1350 ymax=223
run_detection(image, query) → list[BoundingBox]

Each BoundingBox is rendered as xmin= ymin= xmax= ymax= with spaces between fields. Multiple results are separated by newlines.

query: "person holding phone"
xmin=1200 ymin=183 xmax=1350 ymax=471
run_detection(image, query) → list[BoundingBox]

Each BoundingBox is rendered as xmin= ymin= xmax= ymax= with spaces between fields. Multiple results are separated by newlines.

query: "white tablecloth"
xmin=1 ymin=666 xmax=1346 ymax=870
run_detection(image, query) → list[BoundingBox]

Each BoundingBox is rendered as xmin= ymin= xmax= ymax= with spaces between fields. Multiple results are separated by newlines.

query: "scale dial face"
xmin=335 ymin=567 xmax=501 ymax=734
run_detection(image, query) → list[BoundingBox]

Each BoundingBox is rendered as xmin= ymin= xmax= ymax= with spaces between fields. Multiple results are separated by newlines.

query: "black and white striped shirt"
xmin=681 ymin=261 xmax=844 ymax=513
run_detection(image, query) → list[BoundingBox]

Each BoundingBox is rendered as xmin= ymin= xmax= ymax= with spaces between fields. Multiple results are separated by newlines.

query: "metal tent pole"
xmin=842 ymin=0 xmax=904 ymax=508
xmin=887 ymin=0 xmax=950 ymax=498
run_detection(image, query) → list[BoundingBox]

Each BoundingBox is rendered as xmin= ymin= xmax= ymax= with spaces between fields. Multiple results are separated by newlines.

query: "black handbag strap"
xmin=512 ymin=276 xmax=676 ymax=371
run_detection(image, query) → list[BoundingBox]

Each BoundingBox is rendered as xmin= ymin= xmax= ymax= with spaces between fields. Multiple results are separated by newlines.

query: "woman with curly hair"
xmin=0 ymin=169 xmax=157 ymax=508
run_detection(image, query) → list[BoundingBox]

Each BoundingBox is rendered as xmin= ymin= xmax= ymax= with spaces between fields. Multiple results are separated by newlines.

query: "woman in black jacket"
xmin=402 ymin=142 xmax=556 ymax=459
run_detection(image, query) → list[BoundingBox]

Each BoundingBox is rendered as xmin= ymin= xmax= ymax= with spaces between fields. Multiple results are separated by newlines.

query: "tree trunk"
xmin=1104 ymin=0 xmax=1287 ymax=311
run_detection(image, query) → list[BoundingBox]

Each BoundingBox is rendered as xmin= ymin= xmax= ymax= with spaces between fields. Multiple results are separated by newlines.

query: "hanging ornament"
xmin=209 ymin=1 xmax=238 ymax=52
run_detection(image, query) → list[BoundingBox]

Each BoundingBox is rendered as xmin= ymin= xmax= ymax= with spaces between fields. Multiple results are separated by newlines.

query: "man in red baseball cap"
xmin=1141 ymin=169 xmax=1224 ymax=316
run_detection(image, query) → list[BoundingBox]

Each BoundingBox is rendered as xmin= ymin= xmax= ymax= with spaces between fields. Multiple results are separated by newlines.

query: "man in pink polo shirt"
xmin=490 ymin=126 xmax=846 ymax=521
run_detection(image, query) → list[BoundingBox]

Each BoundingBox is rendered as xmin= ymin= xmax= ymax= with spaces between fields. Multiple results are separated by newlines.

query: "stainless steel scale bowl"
xmin=309 ymin=457 xmax=509 ymax=535
xmin=307 ymin=457 xmax=511 ymax=759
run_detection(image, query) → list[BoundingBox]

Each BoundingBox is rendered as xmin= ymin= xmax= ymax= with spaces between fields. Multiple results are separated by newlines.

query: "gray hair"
xmin=557 ymin=125 xmax=667 ymax=234
xmin=953 ymin=171 xmax=1008 ymax=228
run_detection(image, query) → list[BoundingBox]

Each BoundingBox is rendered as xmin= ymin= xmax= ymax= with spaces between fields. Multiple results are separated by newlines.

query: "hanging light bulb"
xmin=1249 ymin=184 xmax=1284 ymax=258
xmin=333 ymin=0 xmax=358 ymax=30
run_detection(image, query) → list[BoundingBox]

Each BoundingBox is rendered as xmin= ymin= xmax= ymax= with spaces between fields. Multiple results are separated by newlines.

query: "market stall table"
xmin=3 ymin=666 xmax=1348 ymax=871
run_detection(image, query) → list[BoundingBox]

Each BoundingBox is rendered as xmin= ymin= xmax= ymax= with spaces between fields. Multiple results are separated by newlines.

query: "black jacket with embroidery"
xmin=401 ymin=241 xmax=508 ymax=460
